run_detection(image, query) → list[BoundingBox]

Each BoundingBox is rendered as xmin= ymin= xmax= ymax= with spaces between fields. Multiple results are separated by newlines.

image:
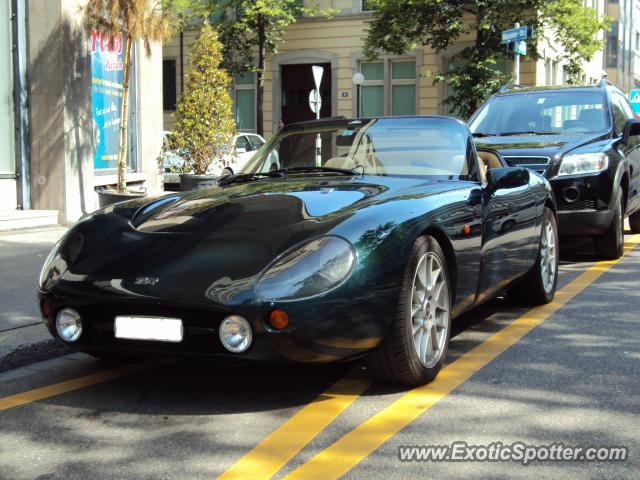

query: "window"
xmin=235 ymin=135 xmax=251 ymax=152
xmin=358 ymin=59 xmax=416 ymax=117
xmin=235 ymin=72 xmax=256 ymax=132
xmin=607 ymin=23 xmax=619 ymax=68
xmin=247 ymin=135 xmax=264 ymax=150
xmin=242 ymin=117 xmax=473 ymax=180
xmin=469 ymin=91 xmax=609 ymax=136
xmin=162 ymin=59 xmax=177 ymax=111
xmin=361 ymin=0 xmax=376 ymax=12
xmin=360 ymin=62 xmax=384 ymax=116
xmin=611 ymin=92 xmax=633 ymax=134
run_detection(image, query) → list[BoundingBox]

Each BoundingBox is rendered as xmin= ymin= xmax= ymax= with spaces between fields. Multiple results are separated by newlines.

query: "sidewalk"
xmin=0 ymin=226 xmax=71 ymax=370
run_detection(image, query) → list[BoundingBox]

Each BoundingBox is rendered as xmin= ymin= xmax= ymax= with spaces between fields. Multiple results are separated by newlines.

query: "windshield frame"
xmin=469 ymin=89 xmax=612 ymax=137
xmin=239 ymin=116 xmax=478 ymax=181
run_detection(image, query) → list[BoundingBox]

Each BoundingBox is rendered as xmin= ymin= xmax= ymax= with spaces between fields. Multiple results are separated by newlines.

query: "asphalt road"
xmin=0 ymin=233 xmax=638 ymax=480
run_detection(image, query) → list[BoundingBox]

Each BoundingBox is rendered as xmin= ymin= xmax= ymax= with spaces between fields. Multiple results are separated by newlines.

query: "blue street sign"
xmin=501 ymin=26 xmax=529 ymax=44
xmin=630 ymin=89 xmax=640 ymax=116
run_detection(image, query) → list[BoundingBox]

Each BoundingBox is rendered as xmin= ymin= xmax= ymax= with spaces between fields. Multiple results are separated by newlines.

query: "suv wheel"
xmin=595 ymin=189 xmax=624 ymax=260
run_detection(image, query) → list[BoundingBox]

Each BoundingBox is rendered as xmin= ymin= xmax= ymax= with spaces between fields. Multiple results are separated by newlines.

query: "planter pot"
xmin=179 ymin=174 xmax=218 ymax=191
xmin=97 ymin=189 xmax=147 ymax=208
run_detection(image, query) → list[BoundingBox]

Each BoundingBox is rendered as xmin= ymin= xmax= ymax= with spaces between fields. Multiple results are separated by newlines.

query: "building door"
xmin=281 ymin=63 xmax=331 ymax=125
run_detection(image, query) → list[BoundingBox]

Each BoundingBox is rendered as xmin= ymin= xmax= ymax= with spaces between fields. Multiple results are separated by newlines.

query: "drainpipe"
xmin=11 ymin=0 xmax=30 ymax=209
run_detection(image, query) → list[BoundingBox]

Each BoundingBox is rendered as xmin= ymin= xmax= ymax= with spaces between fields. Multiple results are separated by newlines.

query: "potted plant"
xmin=86 ymin=0 xmax=181 ymax=206
xmin=172 ymin=24 xmax=236 ymax=191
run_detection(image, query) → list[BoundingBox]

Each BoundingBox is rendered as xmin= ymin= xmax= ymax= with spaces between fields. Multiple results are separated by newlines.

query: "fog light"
xmin=268 ymin=309 xmax=289 ymax=330
xmin=56 ymin=308 xmax=82 ymax=342
xmin=219 ymin=315 xmax=252 ymax=353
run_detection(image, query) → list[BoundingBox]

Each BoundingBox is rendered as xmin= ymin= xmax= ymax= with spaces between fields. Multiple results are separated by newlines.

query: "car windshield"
xmin=469 ymin=90 xmax=609 ymax=136
xmin=240 ymin=117 xmax=473 ymax=179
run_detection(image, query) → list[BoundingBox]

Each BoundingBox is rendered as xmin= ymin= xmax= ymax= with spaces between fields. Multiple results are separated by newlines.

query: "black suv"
xmin=469 ymin=81 xmax=640 ymax=259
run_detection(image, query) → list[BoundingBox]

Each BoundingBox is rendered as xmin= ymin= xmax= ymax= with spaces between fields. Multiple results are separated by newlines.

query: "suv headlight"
xmin=557 ymin=152 xmax=608 ymax=176
xmin=256 ymin=236 xmax=356 ymax=302
xmin=38 ymin=233 xmax=83 ymax=292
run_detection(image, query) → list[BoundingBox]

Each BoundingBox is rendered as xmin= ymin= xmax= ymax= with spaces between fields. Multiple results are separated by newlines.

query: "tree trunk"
xmin=179 ymin=30 xmax=184 ymax=94
xmin=256 ymin=13 xmax=265 ymax=137
xmin=117 ymin=37 xmax=132 ymax=193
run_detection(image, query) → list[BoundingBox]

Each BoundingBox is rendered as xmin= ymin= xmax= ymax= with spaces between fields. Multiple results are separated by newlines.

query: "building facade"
xmin=604 ymin=0 xmax=640 ymax=90
xmin=2 ymin=0 xmax=164 ymax=224
xmin=162 ymin=1 xmax=608 ymax=137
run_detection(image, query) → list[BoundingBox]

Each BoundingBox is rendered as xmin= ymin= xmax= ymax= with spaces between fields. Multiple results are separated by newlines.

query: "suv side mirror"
xmin=622 ymin=119 xmax=640 ymax=145
xmin=486 ymin=167 xmax=530 ymax=193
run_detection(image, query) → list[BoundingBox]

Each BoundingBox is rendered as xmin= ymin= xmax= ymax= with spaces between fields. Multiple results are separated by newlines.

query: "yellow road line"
xmin=283 ymin=236 xmax=640 ymax=480
xmin=0 ymin=358 xmax=168 ymax=412
xmin=217 ymin=368 xmax=371 ymax=480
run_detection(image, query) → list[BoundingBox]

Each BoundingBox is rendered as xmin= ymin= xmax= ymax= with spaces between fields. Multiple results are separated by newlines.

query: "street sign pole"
xmin=501 ymin=24 xmax=529 ymax=85
xmin=514 ymin=23 xmax=520 ymax=85
xmin=311 ymin=66 xmax=324 ymax=166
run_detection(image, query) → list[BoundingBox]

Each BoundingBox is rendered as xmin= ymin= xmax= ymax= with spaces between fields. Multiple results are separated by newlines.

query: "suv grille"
xmin=503 ymin=156 xmax=551 ymax=166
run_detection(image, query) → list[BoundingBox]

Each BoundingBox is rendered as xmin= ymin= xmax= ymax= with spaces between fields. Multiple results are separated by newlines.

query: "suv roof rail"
xmin=498 ymin=84 xmax=525 ymax=93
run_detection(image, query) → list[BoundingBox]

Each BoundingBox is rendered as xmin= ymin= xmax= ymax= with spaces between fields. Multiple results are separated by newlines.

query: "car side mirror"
xmin=236 ymin=147 xmax=247 ymax=154
xmin=622 ymin=119 xmax=640 ymax=145
xmin=486 ymin=167 xmax=530 ymax=193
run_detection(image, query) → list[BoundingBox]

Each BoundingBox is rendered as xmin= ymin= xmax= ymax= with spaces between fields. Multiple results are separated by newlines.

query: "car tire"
xmin=366 ymin=235 xmax=452 ymax=387
xmin=629 ymin=210 xmax=640 ymax=233
xmin=508 ymin=207 xmax=558 ymax=306
xmin=595 ymin=189 xmax=624 ymax=260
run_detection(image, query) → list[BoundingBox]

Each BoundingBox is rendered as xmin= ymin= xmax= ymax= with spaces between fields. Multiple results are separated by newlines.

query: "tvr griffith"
xmin=39 ymin=116 xmax=558 ymax=386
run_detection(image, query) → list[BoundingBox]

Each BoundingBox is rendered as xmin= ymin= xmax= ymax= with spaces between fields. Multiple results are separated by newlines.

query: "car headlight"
xmin=256 ymin=236 xmax=356 ymax=302
xmin=38 ymin=233 xmax=83 ymax=292
xmin=557 ymin=152 xmax=608 ymax=176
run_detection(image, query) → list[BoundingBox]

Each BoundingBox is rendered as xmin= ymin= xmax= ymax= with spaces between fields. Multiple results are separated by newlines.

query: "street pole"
xmin=312 ymin=66 xmax=324 ymax=166
xmin=514 ymin=22 xmax=520 ymax=85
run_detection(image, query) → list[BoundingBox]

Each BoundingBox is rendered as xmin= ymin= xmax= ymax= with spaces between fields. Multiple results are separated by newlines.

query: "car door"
xmin=611 ymin=92 xmax=640 ymax=214
xmin=476 ymin=168 xmax=539 ymax=303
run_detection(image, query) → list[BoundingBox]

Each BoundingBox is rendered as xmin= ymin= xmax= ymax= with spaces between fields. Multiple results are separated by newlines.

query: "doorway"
xmin=280 ymin=63 xmax=331 ymax=125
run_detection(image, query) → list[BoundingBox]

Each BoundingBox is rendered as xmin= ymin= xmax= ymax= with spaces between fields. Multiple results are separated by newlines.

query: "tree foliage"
xmin=364 ymin=0 xmax=610 ymax=119
xmin=172 ymin=24 xmax=236 ymax=175
xmin=200 ymin=0 xmax=333 ymax=135
xmin=86 ymin=0 xmax=185 ymax=191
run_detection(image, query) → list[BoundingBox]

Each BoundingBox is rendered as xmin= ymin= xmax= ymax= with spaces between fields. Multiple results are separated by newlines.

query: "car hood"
xmin=133 ymin=177 xmax=396 ymax=234
xmin=474 ymin=134 xmax=596 ymax=159
xmin=67 ymin=176 xmax=454 ymax=305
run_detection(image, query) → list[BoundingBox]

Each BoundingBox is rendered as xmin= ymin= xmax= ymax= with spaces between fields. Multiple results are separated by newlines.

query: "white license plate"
xmin=114 ymin=316 xmax=183 ymax=342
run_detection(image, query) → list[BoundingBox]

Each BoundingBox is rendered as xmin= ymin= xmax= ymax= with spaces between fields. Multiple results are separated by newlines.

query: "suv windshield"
xmin=469 ymin=90 xmax=609 ymax=136
xmin=240 ymin=117 xmax=474 ymax=180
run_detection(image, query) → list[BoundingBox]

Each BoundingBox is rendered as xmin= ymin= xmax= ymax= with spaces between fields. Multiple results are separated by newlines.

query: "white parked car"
xmin=161 ymin=132 xmax=266 ymax=190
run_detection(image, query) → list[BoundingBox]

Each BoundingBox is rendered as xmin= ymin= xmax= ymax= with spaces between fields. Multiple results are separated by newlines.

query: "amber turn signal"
xmin=268 ymin=309 xmax=289 ymax=330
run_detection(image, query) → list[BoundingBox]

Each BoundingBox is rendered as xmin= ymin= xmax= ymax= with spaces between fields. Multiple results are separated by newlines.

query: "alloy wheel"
xmin=410 ymin=252 xmax=450 ymax=368
xmin=540 ymin=218 xmax=557 ymax=294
